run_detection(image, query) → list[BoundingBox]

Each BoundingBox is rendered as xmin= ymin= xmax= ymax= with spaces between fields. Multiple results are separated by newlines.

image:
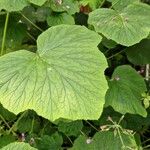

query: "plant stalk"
xmin=146 ymin=64 xmax=149 ymax=81
xmin=1 ymin=12 xmax=9 ymax=56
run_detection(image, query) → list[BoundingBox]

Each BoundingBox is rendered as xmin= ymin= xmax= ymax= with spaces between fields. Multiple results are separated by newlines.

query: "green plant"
xmin=0 ymin=0 xmax=150 ymax=149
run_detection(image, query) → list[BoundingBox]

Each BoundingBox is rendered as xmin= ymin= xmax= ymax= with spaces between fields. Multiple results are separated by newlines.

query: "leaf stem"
xmin=85 ymin=121 xmax=99 ymax=132
xmin=107 ymin=50 xmax=125 ymax=59
xmin=21 ymin=13 xmax=43 ymax=32
xmin=145 ymin=64 xmax=150 ymax=81
xmin=8 ymin=110 xmax=28 ymax=134
xmin=0 ymin=114 xmax=16 ymax=136
xmin=1 ymin=12 xmax=9 ymax=56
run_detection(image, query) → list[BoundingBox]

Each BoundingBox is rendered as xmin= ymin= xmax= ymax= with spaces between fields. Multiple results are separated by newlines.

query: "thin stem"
xmin=21 ymin=13 xmax=43 ymax=32
xmin=110 ymin=0 xmax=120 ymax=9
xmin=8 ymin=110 xmax=28 ymax=134
xmin=85 ymin=121 xmax=99 ymax=132
xmin=65 ymin=134 xmax=73 ymax=145
xmin=118 ymin=115 xmax=124 ymax=125
xmin=0 ymin=114 xmax=11 ymax=129
xmin=117 ymin=128 xmax=125 ymax=148
xmin=145 ymin=64 xmax=150 ymax=81
xmin=142 ymin=138 xmax=150 ymax=144
xmin=0 ymin=114 xmax=16 ymax=136
xmin=27 ymin=32 xmax=36 ymax=41
xmin=143 ymin=145 xmax=150 ymax=149
xmin=80 ymin=130 xmax=87 ymax=137
xmin=1 ymin=12 xmax=9 ymax=56
xmin=29 ymin=117 xmax=35 ymax=134
xmin=107 ymin=50 xmax=125 ymax=60
xmin=99 ymin=0 xmax=105 ymax=7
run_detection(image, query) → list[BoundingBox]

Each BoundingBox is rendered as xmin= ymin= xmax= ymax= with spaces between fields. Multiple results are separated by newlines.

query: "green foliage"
xmin=108 ymin=0 xmax=140 ymax=11
xmin=126 ymin=39 xmax=150 ymax=65
xmin=0 ymin=25 xmax=107 ymax=121
xmin=35 ymin=132 xmax=63 ymax=150
xmin=79 ymin=0 xmax=105 ymax=10
xmin=0 ymin=142 xmax=37 ymax=150
xmin=58 ymin=120 xmax=83 ymax=136
xmin=0 ymin=0 xmax=150 ymax=149
xmin=105 ymin=65 xmax=147 ymax=116
xmin=88 ymin=3 xmax=150 ymax=46
xmin=70 ymin=131 xmax=138 ymax=150
xmin=47 ymin=12 xmax=75 ymax=26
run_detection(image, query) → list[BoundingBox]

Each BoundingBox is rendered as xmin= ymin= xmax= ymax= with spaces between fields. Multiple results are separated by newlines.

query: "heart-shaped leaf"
xmin=0 ymin=25 xmax=108 ymax=121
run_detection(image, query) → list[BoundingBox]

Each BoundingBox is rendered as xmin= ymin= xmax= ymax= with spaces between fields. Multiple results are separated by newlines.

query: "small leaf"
xmin=125 ymin=39 xmax=150 ymax=65
xmin=105 ymin=65 xmax=147 ymax=117
xmin=143 ymin=99 xmax=149 ymax=109
xmin=58 ymin=120 xmax=83 ymax=136
xmin=0 ymin=25 xmax=108 ymax=121
xmin=88 ymin=3 xmax=150 ymax=46
xmin=48 ymin=0 xmax=79 ymax=14
xmin=35 ymin=133 xmax=63 ymax=150
xmin=47 ymin=12 xmax=75 ymax=26
xmin=0 ymin=104 xmax=16 ymax=121
xmin=0 ymin=142 xmax=37 ymax=150
xmin=79 ymin=0 xmax=104 ymax=10
xmin=0 ymin=135 xmax=16 ymax=148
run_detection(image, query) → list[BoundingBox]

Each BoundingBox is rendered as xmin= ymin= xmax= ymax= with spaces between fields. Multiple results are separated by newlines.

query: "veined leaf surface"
xmin=0 ymin=25 xmax=108 ymax=121
xmin=0 ymin=142 xmax=37 ymax=150
xmin=105 ymin=65 xmax=147 ymax=117
xmin=88 ymin=3 xmax=150 ymax=46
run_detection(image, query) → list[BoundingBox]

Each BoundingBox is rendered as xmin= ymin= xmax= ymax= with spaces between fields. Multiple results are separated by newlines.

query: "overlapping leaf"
xmin=88 ymin=3 xmax=150 ymax=46
xmin=70 ymin=131 xmax=138 ymax=150
xmin=126 ymin=39 xmax=150 ymax=65
xmin=28 ymin=0 xmax=47 ymax=6
xmin=0 ymin=25 xmax=108 ymax=121
xmin=108 ymin=0 xmax=139 ymax=11
xmin=0 ymin=0 xmax=28 ymax=12
xmin=105 ymin=65 xmax=147 ymax=117
xmin=79 ymin=0 xmax=104 ymax=10
xmin=48 ymin=0 xmax=79 ymax=14
xmin=0 ymin=142 xmax=37 ymax=150
xmin=47 ymin=12 xmax=75 ymax=26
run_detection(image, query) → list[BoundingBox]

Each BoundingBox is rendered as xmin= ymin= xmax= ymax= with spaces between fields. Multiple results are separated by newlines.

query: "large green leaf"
xmin=105 ymin=65 xmax=147 ymax=117
xmin=108 ymin=0 xmax=139 ymax=11
xmin=0 ymin=142 xmax=37 ymax=150
xmin=70 ymin=131 xmax=138 ymax=150
xmin=0 ymin=0 xmax=29 ymax=12
xmin=88 ymin=3 xmax=150 ymax=46
xmin=0 ymin=25 xmax=108 ymax=121
xmin=126 ymin=39 xmax=150 ymax=65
